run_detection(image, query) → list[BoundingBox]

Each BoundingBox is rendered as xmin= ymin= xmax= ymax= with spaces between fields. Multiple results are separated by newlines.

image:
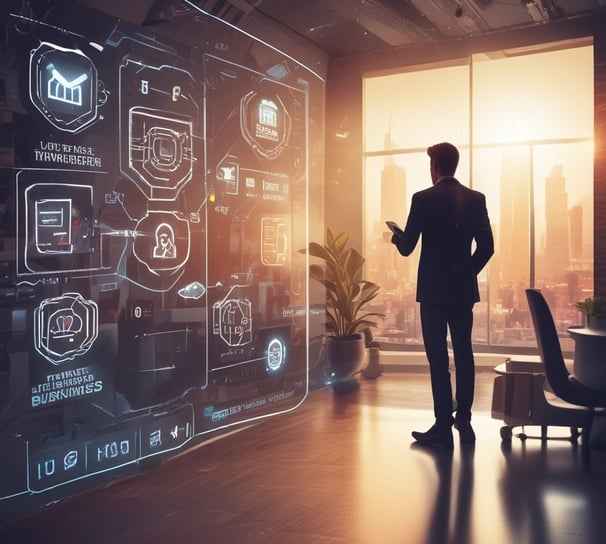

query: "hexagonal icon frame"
xmin=29 ymin=42 xmax=99 ymax=133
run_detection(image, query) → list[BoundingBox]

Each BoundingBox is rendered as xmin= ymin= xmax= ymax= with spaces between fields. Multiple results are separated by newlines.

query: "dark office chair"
xmin=526 ymin=288 xmax=606 ymax=455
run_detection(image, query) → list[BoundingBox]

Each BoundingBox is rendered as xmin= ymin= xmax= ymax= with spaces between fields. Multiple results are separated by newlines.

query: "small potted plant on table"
xmin=575 ymin=296 xmax=606 ymax=330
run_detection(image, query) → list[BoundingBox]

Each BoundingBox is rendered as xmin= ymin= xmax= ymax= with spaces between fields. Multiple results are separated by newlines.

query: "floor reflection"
xmin=498 ymin=437 xmax=604 ymax=544
xmin=2 ymin=372 xmax=606 ymax=544
xmin=411 ymin=442 xmax=474 ymax=544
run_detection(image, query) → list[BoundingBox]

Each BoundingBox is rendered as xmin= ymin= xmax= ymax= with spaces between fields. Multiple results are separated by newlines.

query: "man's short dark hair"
xmin=427 ymin=142 xmax=459 ymax=176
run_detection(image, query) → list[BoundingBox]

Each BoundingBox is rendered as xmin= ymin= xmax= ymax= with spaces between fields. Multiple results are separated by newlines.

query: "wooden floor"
xmin=2 ymin=368 xmax=606 ymax=544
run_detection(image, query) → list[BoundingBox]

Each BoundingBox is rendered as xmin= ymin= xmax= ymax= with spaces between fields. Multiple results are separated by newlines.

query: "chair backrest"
xmin=525 ymin=288 xmax=572 ymax=397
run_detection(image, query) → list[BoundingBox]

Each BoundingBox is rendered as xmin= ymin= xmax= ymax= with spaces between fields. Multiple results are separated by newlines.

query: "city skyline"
xmin=365 ymin=143 xmax=593 ymax=348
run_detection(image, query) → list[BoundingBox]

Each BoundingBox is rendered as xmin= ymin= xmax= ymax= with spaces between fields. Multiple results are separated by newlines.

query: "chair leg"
xmin=581 ymin=409 xmax=595 ymax=459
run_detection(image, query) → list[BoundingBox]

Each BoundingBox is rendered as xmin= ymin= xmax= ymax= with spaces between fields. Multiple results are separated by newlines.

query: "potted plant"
xmin=302 ymin=229 xmax=384 ymax=386
xmin=575 ymin=296 xmax=606 ymax=330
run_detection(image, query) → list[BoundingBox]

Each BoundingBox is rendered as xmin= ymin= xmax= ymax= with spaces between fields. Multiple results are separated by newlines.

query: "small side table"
xmin=567 ymin=326 xmax=606 ymax=392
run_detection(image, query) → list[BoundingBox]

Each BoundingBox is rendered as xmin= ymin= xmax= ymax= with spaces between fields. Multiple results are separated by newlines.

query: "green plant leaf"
xmin=305 ymin=228 xmax=384 ymax=339
xmin=575 ymin=296 xmax=606 ymax=318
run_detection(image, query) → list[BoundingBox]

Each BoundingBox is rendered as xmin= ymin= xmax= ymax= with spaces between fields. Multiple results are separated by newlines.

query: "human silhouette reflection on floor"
xmin=411 ymin=442 xmax=475 ymax=544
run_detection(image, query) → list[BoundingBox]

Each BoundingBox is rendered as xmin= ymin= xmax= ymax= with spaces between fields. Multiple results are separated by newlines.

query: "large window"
xmin=363 ymin=40 xmax=594 ymax=352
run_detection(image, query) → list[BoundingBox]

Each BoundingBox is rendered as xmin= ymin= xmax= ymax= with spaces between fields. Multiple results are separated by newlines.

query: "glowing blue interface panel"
xmin=0 ymin=1 xmax=318 ymax=511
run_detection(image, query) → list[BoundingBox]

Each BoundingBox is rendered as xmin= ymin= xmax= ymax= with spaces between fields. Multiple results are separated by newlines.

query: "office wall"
xmin=324 ymin=72 xmax=364 ymax=249
xmin=595 ymin=29 xmax=606 ymax=297
xmin=0 ymin=0 xmax=326 ymax=523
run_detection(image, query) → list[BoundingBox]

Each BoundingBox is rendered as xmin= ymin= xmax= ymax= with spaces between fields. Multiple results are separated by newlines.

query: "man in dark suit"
xmin=391 ymin=142 xmax=494 ymax=449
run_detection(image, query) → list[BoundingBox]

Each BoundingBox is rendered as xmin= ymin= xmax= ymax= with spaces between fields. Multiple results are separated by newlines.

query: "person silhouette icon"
xmin=153 ymin=222 xmax=176 ymax=259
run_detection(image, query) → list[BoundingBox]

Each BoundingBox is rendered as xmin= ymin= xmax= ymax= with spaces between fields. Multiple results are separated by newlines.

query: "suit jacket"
xmin=394 ymin=177 xmax=494 ymax=305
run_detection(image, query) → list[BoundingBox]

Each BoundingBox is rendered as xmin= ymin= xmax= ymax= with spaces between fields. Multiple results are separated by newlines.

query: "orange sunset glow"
xmin=363 ymin=40 xmax=594 ymax=351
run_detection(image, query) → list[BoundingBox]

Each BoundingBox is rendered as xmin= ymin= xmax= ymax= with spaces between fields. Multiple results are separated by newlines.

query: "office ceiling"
xmin=173 ymin=0 xmax=606 ymax=57
xmin=64 ymin=0 xmax=606 ymax=58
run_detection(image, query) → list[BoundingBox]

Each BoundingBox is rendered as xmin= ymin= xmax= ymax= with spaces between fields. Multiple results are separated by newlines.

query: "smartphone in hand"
xmin=385 ymin=221 xmax=403 ymax=236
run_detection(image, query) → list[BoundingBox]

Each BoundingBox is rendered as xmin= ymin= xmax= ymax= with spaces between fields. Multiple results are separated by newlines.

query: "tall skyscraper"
xmin=379 ymin=127 xmax=408 ymax=286
xmin=544 ymin=164 xmax=569 ymax=278
xmin=498 ymin=148 xmax=530 ymax=291
xmin=569 ymin=204 xmax=583 ymax=261
xmin=380 ymin=129 xmax=407 ymax=229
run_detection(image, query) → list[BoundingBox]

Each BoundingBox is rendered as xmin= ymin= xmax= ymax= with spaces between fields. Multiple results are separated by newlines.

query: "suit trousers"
xmin=420 ymin=302 xmax=475 ymax=427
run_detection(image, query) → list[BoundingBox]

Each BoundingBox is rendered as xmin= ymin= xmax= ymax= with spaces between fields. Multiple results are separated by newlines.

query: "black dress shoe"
xmin=412 ymin=425 xmax=453 ymax=449
xmin=454 ymin=421 xmax=476 ymax=443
